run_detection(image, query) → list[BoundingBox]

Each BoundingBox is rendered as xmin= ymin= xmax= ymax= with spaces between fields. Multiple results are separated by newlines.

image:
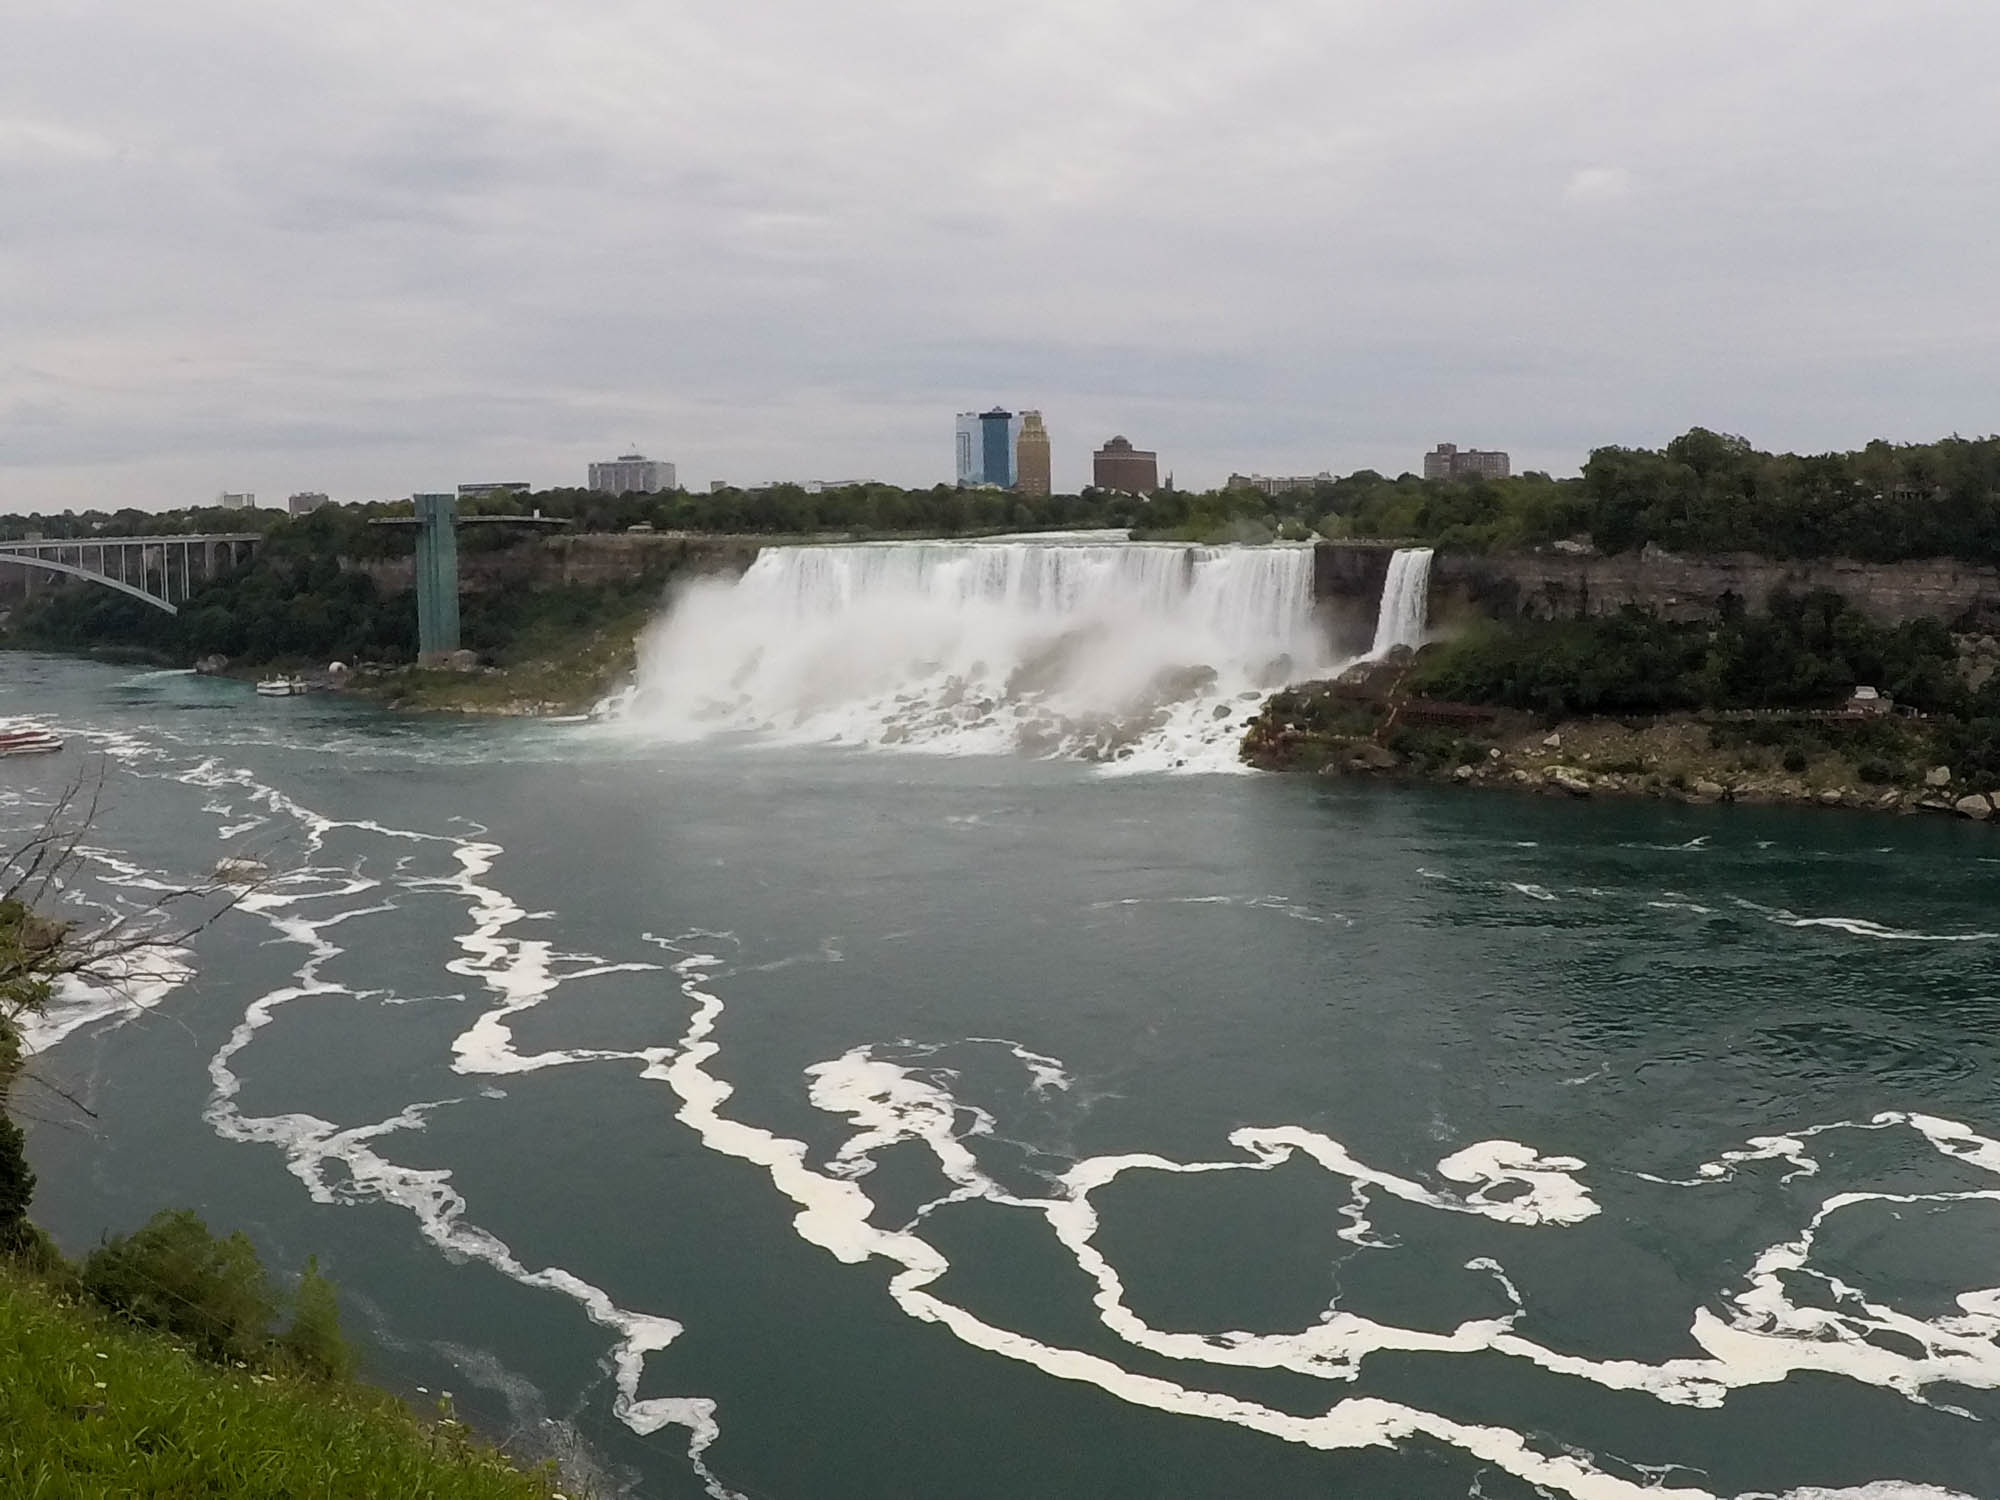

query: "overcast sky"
xmin=3 ymin=1 xmax=1997 ymax=509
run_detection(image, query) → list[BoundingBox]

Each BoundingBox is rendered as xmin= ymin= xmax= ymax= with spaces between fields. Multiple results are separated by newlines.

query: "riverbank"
xmin=343 ymin=600 xmax=654 ymax=716
xmin=0 ymin=1261 xmax=570 ymax=1498
xmin=1242 ymin=673 xmax=2000 ymax=819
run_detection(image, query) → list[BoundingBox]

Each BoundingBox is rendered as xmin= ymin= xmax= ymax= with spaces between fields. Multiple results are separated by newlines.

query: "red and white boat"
xmin=0 ymin=725 xmax=64 ymax=757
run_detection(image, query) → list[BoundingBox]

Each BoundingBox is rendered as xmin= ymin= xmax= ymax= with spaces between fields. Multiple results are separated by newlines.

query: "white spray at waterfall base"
xmin=612 ymin=540 xmax=1335 ymax=771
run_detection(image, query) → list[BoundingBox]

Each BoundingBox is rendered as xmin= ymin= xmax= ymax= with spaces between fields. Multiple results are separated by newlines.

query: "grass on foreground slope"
xmin=0 ymin=1263 xmax=570 ymax=1500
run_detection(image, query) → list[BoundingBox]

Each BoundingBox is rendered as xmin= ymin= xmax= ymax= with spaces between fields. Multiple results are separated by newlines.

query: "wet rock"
xmin=1212 ymin=703 xmax=1233 ymax=720
xmin=1689 ymin=779 xmax=1727 ymax=802
xmin=1819 ymin=789 xmax=1844 ymax=807
xmin=1549 ymin=767 xmax=1592 ymax=797
xmin=1453 ymin=764 xmax=1476 ymax=782
xmin=194 ymin=654 xmax=229 ymax=675
xmin=1346 ymin=742 xmax=1400 ymax=772
xmin=1955 ymin=794 xmax=1994 ymax=821
xmin=1926 ymin=765 xmax=1954 ymax=788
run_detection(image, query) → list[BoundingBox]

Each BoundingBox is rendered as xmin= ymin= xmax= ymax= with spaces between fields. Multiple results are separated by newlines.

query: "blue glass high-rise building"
xmin=980 ymin=407 xmax=1015 ymax=489
xmin=955 ymin=407 xmax=1026 ymax=487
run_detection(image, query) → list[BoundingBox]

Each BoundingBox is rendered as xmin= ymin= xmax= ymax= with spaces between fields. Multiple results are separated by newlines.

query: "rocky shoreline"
xmin=1242 ymin=662 xmax=2000 ymax=822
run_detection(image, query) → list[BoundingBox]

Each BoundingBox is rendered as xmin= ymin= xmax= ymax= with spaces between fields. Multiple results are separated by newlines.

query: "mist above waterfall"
xmin=614 ymin=540 xmax=1335 ymax=771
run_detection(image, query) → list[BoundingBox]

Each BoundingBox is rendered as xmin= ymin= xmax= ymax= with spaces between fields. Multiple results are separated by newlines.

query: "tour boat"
xmin=255 ymin=676 xmax=308 ymax=697
xmin=0 ymin=725 xmax=64 ymax=757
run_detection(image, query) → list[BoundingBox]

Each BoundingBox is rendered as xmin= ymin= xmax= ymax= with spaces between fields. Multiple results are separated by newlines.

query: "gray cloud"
xmin=3 ymin=0 xmax=1998 ymax=507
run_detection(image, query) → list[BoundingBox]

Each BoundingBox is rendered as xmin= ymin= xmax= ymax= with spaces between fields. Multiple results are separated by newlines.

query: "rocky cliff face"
xmin=1313 ymin=541 xmax=2000 ymax=629
xmin=349 ymin=534 xmax=762 ymax=595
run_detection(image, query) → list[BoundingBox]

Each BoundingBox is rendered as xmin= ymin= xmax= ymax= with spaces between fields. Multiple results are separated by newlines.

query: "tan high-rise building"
xmin=1015 ymin=411 xmax=1051 ymax=496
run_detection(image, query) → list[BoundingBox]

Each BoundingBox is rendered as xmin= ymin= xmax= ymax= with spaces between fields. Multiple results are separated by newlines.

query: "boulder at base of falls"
xmin=1345 ymin=742 xmax=1400 ymax=772
xmin=1549 ymin=768 xmax=1592 ymax=797
xmin=194 ymin=654 xmax=229 ymax=675
xmin=1955 ymin=794 xmax=1994 ymax=821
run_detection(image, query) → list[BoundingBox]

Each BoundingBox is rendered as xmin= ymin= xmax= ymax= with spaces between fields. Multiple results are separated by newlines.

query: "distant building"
xmin=218 ymin=492 xmax=255 ymax=510
xmin=957 ymin=408 xmax=1027 ymax=487
xmin=1423 ymin=443 xmax=1510 ymax=481
xmin=979 ymin=408 xmax=1017 ymax=490
xmin=457 ymin=481 xmax=533 ymax=501
xmin=588 ymin=454 xmax=676 ymax=496
xmin=1227 ymin=472 xmax=1333 ymax=496
xmin=1015 ymin=412 xmax=1052 ymax=497
xmin=1092 ymin=436 xmax=1159 ymax=494
xmin=287 ymin=491 xmax=330 ymax=516
xmin=805 ymin=479 xmax=874 ymax=494
xmin=955 ymin=413 xmax=982 ymax=485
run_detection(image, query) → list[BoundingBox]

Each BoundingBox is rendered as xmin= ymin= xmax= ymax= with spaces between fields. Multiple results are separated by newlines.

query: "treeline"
xmin=1407 ymin=588 xmax=1978 ymax=720
xmin=8 ymin=527 xmax=689 ymax=669
xmin=11 ymin=554 xmax=416 ymax=665
xmin=10 ymin=428 xmax=2000 ymax=563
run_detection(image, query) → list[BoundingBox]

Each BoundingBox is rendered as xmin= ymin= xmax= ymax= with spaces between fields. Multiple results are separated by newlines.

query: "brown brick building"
xmin=1092 ymin=435 xmax=1159 ymax=493
xmin=1423 ymin=443 xmax=1510 ymax=481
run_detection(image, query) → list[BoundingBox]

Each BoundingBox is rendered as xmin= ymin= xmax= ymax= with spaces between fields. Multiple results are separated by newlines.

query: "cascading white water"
xmin=1369 ymin=548 xmax=1434 ymax=657
xmin=611 ymin=540 xmax=1332 ymax=771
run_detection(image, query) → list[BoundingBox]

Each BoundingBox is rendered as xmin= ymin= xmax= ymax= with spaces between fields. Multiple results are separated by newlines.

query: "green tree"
xmin=82 ymin=1209 xmax=278 ymax=1364
xmin=279 ymin=1254 xmax=354 ymax=1380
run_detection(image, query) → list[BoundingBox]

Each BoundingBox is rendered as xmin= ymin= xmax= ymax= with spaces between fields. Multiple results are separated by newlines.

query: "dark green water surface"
xmin=10 ymin=656 xmax=2000 ymax=1499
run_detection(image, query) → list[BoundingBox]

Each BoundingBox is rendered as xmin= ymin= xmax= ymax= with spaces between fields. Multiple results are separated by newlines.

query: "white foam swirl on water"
xmin=627 ymin=932 xmax=2000 ymax=1498
xmin=18 ymin=721 xmax=1992 ymax=1499
xmin=15 ymin=945 xmax=193 ymax=1055
xmin=128 ymin=758 xmax=749 ymax=1497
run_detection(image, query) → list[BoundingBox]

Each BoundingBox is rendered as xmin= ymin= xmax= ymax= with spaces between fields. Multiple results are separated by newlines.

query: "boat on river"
xmin=0 ymin=725 xmax=64 ymax=757
xmin=255 ymin=676 xmax=308 ymax=697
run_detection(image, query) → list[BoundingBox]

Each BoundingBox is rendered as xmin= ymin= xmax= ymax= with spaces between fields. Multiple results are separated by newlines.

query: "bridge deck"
xmin=0 ymin=533 xmax=264 ymax=549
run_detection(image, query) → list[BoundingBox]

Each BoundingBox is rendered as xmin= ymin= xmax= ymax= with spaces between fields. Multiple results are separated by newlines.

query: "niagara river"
xmin=11 ymin=609 xmax=2000 ymax=1497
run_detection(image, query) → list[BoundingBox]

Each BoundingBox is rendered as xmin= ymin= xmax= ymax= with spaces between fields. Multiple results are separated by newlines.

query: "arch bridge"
xmin=0 ymin=534 xmax=264 ymax=615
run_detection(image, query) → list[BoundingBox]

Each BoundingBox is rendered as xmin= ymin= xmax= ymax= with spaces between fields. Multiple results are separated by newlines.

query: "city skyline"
xmin=6 ymin=6 xmax=2000 ymax=511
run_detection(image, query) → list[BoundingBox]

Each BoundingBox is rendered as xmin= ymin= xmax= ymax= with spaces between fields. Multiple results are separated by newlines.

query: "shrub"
xmin=1783 ymin=748 xmax=1809 ymax=773
xmin=83 ymin=1209 xmax=277 ymax=1366
xmin=279 ymin=1255 xmax=354 ymax=1381
xmin=0 ymin=1112 xmax=33 ymax=1258
xmin=1857 ymin=759 xmax=1897 ymax=785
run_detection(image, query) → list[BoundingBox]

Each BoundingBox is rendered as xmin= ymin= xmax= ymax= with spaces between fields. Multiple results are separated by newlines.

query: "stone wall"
xmin=351 ymin=534 xmax=762 ymax=595
xmin=1313 ymin=541 xmax=2000 ymax=630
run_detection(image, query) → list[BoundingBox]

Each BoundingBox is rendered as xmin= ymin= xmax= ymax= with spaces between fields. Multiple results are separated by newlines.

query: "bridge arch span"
xmin=0 ymin=554 xmax=180 ymax=614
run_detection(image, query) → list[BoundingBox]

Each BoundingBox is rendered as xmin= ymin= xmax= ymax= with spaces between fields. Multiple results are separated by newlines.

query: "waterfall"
xmin=1369 ymin=548 xmax=1434 ymax=657
xmin=612 ymin=540 xmax=1332 ymax=770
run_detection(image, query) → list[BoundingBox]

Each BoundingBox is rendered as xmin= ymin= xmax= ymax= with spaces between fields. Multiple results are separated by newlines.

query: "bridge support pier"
xmin=413 ymin=493 xmax=462 ymax=661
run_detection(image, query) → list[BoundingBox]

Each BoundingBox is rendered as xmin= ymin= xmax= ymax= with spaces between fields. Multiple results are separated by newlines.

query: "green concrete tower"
xmin=413 ymin=493 xmax=461 ymax=658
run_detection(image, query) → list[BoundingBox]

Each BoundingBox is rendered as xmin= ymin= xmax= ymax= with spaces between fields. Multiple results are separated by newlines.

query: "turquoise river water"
xmin=9 ymin=653 xmax=2000 ymax=1499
